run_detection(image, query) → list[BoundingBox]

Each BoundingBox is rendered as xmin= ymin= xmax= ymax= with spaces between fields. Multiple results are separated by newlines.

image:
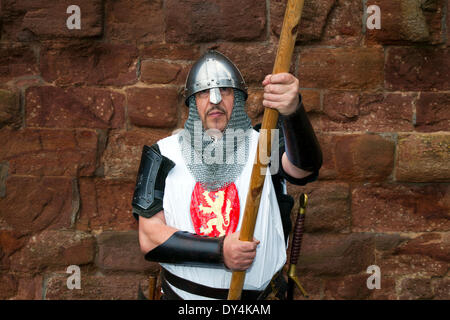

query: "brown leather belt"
xmin=160 ymin=268 xmax=270 ymax=300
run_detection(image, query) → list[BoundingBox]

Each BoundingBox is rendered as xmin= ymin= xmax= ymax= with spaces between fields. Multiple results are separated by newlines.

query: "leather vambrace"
xmin=145 ymin=231 xmax=225 ymax=268
xmin=280 ymin=95 xmax=322 ymax=173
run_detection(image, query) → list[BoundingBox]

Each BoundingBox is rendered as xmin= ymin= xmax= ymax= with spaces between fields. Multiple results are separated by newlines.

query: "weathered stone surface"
xmin=271 ymin=0 xmax=336 ymax=42
xmin=375 ymin=233 xmax=448 ymax=280
xmin=0 ymin=162 xmax=7 ymax=198
xmin=321 ymin=134 xmax=395 ymax=181
xmin=77 ymin=178 xmax=137 ymax=232
xmin=1 ymin=0 xmax=103 ymax=40
xmin=287 ymin=182 xmax=351 ymax=233
xmin=386 ymin=47 xmax=450 ymax=91
xmin=0 ymin=89 xmax=20 ymax=128
xmin=26 ymin=86 xmax=125 ymax=129
xmin=322 ymin=0 xmax=363 ymax=46
xmin=40 ymin=42 xmax=138 ymax=86
xmin=315 ymin=134 xmax=337 ymax=180
xmin=366 ymin=0 xmax=445 ymax=45
xmin=45 ymin=273 xmax=149 ymax=300
xmin=352 ymin=183 xmax=450 ymax=232
xmin=11 ymin=275 xmax=42 ymax=300
xmin=300 ymin=90 xmax=321 ymax=113
xmin=96 ymin=231 xmax=158 ymax=272
xmin=165 ymin=0 xmax=266 ymax=42
xmin=140 ymin=43 xmax=202 ymax=61
xmin=296 ymin=233 xmax=375 ymax=276
xmin=0 ymin=230 xmax=27 ymax=258
xmin=0 ymin=43 xmax=38 ymax=82
xmin=0 ymin=128 xmax=98 ymax=176
xmin=395 ymin=233 xmax=449 ymax=262
xmin=396 ymin=134 xmax=450 ymax=182
xmin=105 ymin=0 xmax=164 ymax=43
xmin=10 ymin=230 xmax=95 ymax=272
xmin=102 ymin=129 xmax=172 ymax=179
xmin=0 ymin=176 xmax=74 ymax=237
xmin=141 ymin=60 xmax=190 ymax=85
xmin=126 ymin=87 xmax=179 ymax=128
xmin=415 ymin=92 xmax=450 ymax=132
xmin=432 ymin=277 xmax=450 ymax=300
xmin=374 ymin=233 xmax=409 ymax=252
xmin=323 ymin=273 xmax=373 ymax=300
xmin=298 ymin=47 xmax=384 ymax=89
xmin=322 ymin=92 xmax=414 ymax=132
xmin=399 ymin=278 xmax=433 ymax=299
xmin=447 ymin=0 xmax=450 ymax=45
xmin=0 ymin=273 xmax=18 ymax=299
xmin=377 ymin=253 xmax=448 ymax=278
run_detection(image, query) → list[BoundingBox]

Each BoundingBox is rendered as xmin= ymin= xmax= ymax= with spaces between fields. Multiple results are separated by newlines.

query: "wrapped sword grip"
xmin=290 ymin=194 xmax=307 ymax=266
xmin=290 ymin=213 xmax=305 ymax=266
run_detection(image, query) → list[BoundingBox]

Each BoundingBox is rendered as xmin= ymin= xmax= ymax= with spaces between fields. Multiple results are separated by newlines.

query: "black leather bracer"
xmin=132 ymin=144 xmax=175 ymax=220
xmin=280 ymin=95 xmax=323 ymax=173
xmin=145 ymin=231 xmax=225 ymax=268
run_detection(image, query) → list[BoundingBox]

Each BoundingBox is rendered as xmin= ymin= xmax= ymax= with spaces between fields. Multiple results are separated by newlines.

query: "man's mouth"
xmin=207 ymin=109 xmax=225 ymax=118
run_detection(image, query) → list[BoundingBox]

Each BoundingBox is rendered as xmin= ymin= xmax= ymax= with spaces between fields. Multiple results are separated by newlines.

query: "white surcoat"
xmin=157 ymin=129 xmax=286 ymax=300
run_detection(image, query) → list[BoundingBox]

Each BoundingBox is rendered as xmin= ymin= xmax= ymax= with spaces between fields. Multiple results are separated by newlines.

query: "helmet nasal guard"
xmin=184 ymin=50 xmax=248 ymax=106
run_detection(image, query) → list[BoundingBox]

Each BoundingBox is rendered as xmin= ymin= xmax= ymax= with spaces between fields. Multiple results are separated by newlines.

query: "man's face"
xmin=195 ymin=87 xmax=234 ymax=132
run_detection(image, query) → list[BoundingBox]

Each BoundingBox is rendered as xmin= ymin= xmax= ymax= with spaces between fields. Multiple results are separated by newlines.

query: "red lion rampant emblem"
xmin=190 ymin=182 xmax=240 ymax=237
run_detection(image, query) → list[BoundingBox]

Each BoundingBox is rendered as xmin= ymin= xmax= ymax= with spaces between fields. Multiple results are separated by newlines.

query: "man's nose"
xmin=209 ymin=87 xmax=222 ymax=104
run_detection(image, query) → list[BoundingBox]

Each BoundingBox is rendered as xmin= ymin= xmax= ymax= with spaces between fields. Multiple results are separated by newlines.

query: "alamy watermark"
xmin=66 ymin=5 xmax=81 ymax=30
xmin=366 ymin=4 xmax=381 ymax=30
xmin=366 ymin=265 xmax=381 ymax=289
xmin=66 ymin=265 xmax=81 ymax=290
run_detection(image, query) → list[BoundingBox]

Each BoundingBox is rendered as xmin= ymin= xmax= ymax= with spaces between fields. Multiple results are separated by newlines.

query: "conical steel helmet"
xmin=184 ymin=50 xmax=248 ymax=106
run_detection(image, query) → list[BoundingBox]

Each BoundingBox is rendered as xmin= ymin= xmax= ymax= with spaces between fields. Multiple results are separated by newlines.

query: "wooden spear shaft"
xmin=227 ymin=0 xmax=305 ymax=300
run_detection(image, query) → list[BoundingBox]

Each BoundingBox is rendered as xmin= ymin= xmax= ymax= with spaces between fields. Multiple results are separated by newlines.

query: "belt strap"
xmin=161 ymin=268 xmax=268 ymax=300
xmin=160 ymin=275 xmax=183 ymax=300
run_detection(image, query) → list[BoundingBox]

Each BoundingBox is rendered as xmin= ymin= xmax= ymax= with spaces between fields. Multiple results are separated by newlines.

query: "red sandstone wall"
xmin=0 ymin=0 xmax=448 ymax=300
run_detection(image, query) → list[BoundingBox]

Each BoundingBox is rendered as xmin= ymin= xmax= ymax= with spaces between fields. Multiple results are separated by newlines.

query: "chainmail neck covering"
xmin=178 ymin=89 xmax=252 ymax=191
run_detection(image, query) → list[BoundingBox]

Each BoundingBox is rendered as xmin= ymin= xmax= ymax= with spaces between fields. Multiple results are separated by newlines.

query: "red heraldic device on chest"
xmin=190 ymin=182 xmax=240 ymax=237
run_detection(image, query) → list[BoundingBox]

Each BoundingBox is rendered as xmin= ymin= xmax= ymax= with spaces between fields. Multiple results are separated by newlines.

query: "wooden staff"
xmin=227 ymin=0 xmax=306 ymax=300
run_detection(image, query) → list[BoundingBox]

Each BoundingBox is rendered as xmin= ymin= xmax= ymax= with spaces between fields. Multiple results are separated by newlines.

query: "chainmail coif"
xmin=178 ymin=89 xmax=253 ymax=191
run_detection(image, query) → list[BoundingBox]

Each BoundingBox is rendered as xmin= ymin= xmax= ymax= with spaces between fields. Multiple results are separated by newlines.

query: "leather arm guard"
xmin=145 ymin=231 xmax=225 ymax=268
xmin=132 ymin=144 xmax=175 ymax=220
xmin=280 ymin=95 xmax=323 ymax=173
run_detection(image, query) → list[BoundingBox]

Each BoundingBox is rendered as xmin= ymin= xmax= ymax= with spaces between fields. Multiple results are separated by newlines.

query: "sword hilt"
xmin=287 ymin=193 xmax=308 ymax=299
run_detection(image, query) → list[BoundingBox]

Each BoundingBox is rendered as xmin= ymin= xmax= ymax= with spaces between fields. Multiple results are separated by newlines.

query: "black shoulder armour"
xmin=132 ymin=144 xmax=175 ymax=220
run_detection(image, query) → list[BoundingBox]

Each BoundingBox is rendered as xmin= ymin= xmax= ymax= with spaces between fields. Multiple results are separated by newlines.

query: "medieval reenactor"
xmin=132 ymin=50 xmax=322 ymax=300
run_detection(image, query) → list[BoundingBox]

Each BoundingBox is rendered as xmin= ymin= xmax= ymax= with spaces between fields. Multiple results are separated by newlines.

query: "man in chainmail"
xmin=132 ymin=50 xmax=322 ymax=300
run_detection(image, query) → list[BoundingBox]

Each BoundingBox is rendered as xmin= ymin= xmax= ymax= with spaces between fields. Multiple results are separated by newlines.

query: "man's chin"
xmin=205 ymin=119 xmax=227 ymax=132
